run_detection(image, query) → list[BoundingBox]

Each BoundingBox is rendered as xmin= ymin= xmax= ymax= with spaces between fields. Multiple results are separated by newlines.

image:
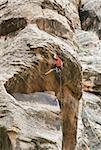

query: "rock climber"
xmin=45 ymin=53 xmax=63 ymax=75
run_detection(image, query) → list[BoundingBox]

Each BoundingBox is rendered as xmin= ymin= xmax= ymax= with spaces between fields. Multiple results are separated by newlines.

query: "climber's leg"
xmin=45 ymin=68 xmax=56 ymax=75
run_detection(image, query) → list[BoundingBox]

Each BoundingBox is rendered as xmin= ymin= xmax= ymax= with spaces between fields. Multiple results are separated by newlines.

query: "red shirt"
xmin=55 ymin=56 xmax=63 ymax=69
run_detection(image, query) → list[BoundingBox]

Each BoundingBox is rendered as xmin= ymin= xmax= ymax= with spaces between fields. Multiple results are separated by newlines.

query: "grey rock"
xmin=80 ymin=0 xmax=101 ymax=39
xmin=76 ymin=18 xmax=101 ymax=150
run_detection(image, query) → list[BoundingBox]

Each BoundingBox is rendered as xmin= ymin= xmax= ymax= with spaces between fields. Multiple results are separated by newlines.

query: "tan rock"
xmin=0 ymin=0 xmax=82 ymax=150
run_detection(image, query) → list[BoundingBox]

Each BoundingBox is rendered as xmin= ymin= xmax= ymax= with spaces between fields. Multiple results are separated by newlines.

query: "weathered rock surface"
xmin=75 ymin=27 xmax=101 ymax=149
xmin=76 ymin=29 xmax=101 ymax=94
xmin=0 ymin=0 xmax=82 ymax=150
xmin=79 ymin=0 xmax=101 ymax=39
xmin=0 ymin=86 xmax=62 ymax=150
xmin=76 ymin=92 xmax=101 ymax=150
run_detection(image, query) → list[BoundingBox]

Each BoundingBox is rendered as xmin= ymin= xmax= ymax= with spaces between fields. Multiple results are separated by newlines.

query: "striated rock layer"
xmin=76 ymin=27 xmax=101 ymax=150
xmin=75 ymin=0 xmax=101 ymax=149
xmin=79 ymin=0 xmax=101 ymax=39
xmin=0 ymin=0 xmax=82 ymax=150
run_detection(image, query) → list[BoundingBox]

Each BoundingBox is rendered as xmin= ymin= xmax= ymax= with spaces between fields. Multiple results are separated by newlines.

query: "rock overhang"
xmin=0 ymin=24 xmax=82 ymax=100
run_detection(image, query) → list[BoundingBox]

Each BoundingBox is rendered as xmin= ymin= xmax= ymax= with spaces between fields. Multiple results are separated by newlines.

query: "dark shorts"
xmin=51 ymin=67 xmax=61 ymax=73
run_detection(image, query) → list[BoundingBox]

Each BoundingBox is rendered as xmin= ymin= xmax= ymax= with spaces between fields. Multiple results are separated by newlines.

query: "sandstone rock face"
xmin=76 ymin=93 xmax=101 ymax=150
xmin=0 ymin=0 xmax=82 ymax=150
xmin=0 ymin=87 xmax=62 ymax=150
xmin=79 ymin=0 xmax=101 ymax=39
xmin=76 ymin=29 xmax=101 ymax=95
xmin=75 ymin=27 xmax=101 ymax=149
